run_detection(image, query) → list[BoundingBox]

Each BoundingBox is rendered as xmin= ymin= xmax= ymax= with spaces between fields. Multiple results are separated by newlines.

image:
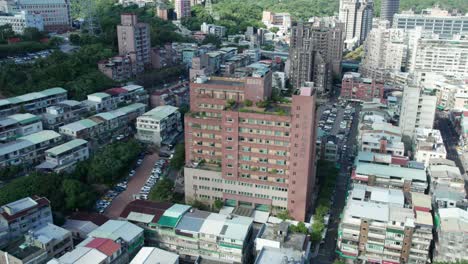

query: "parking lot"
xmin=103 ymin=153 xmax=159 ymax=218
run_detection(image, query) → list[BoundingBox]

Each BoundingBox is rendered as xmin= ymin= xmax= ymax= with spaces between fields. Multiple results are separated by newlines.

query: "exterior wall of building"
xmin=175 ymin=0 xmax=190 ymax=19
xmin=380 ymin=0 xmax=399 ymax=25
xmin=339 ymin=0 xmax=373 ymax=49
xmin=399 ymin=86 xmax=437 ymax=138
xmin=0 ymin=0 xmax=71 ymax=31
xmin=340 ymin=73 xmax=384 ymax=102
xmin=117 ymin=13 xmax=151 ymax=72
xmin=0 ymin=11 xmax=43 ymax=33
xmin=0 ymin=89 xmax=68 ymax=118
xmin=393 ymin=12 xmax=468 ymax=37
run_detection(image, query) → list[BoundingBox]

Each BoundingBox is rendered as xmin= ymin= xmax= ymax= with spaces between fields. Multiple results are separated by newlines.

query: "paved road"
xmin=104 ymin=153 xmax=159 ymax=218
xmin=434 ymin=111 xmax=463 ymax=169
xmin=312 ymin=104 xmax=360 ymax=264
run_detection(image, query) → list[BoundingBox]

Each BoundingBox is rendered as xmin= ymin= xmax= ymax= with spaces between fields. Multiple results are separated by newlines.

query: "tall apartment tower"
xmin=399 ymin=84 xmax=437 ymax=138
xmin=380 ymin=0 xmax=400 ymax=25
xmin=184 ymin=74 xmax=317 ymax=221
xmin=175 ymin=0 xmax=191 ymax=20
xmin=289 ymin=20 xmax=343 ymax=94
xmin=338 ymin=0 xmax=374 ymax=50
xmin=117 ymin=13 xmax=151 ymax=73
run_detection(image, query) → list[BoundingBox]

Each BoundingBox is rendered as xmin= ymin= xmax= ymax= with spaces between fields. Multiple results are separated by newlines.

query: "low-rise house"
xmin=98 ymin=55 xmax=135 ymax=81
xmin=0 ymin=88 xmax=67 ymax=118
xmin=0 ymin=238 xmax=48 ymax=264
xmin=434 ymin=208 xmax=468 ymax=262
xmin=136 ymin=106 xmax=182 ymax=146
xmin=62 ymin=213 xmax=109 ymax=243
xmin=59 ymin=103 xmax=146 ymax=144
xmin=25 ymin=223 xmax=74 ymax=260
xmin=254 ymin=222 xmax=311 ymax=264
xmin=36 ymin=139 xmax=89 ymax=173
xmin=83 ymin=92 xmax=118 ymax=113
xmin=316 ymin=134 xmax=339 ymax=162
xmin=0 ymin=113 xmax=43 ymax=142
xmin=130 ymin=247 xmax=179 ymax=264
xmin=41 ymin=100 xmax=88 ymax=130
xmin=0 ymin=196 xmax=53 ymax=248
xmin=336 ymin=185 xmax=433 ymax=264
xmin=413 ymin=128 xmax=447 ymax=167
xmin=119 ymin=201 xmax=254 ymax=263
xmin=0 ymin=130 xmax=62 ymax=168
xmin=428 ymin=159 xmax=467 ymax=209
xmin=340 ymin=72 xmax=384 ymax=102
xmin=352 ymin=162 xmax=428 ymax=192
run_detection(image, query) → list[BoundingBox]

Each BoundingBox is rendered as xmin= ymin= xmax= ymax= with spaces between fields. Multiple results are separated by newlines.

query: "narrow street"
xmin=312 ymin=104 xmax=360 ymax=264
xmin=434 ymin=111 xmax=463 ymax=169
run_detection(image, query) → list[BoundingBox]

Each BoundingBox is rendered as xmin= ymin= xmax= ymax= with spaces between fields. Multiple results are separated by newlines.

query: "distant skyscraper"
xmin=289 ymin=19 xmax=343 ymax=94
xmin=338 ymin=0 xmax=373 ymax=50
xmin=175 ymin=0 xmax=191 ymax=20
xmin=380 ymin=0 xmax=400 ymax=25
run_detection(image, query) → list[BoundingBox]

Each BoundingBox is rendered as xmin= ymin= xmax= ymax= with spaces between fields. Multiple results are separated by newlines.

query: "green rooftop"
xmin=19 ymin=130 xmax=61 ymax=144
xmin=141 ymin=105 xmax=178 ymax=121
xmin=157 ymin=216 xmax=180 ymax=228
xmin=46 ymin=139 xmax=87 ymax=156
xmin=8 ymin=113 xmax=41 ymax=125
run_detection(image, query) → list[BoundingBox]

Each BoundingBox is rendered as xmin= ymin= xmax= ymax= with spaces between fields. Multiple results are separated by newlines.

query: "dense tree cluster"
xmin=0 ymin=140 xmax=142 ymax=213
xmin=170 ymin=143 xmax=186 ymax=170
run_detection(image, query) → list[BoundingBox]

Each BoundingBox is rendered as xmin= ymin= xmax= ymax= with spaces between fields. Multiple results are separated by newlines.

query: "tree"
xmin=276 ymin=210 xmax=291 ymax=220
xmin=22 ymin=27 xmax=45 ymax=42
xmin=213 ymin=199 xmax=224 ymax=211
xmin=244 ymin=99 xmax=253 ymax=107
xmin=62 ymin=179 xmax=96 ymax=210
xmin=270 ymin=27 xmax=279 ymax=33
xmin=170 ymin=143 xmax=186 ymax=170
xmin=69 ymin=34 xmax=81 ymax=45
xmin=202 ymin=34 xmax=222 ymax=48
xmin=290 ymin=222 xmax=308 ymax=234
xmin=149 ymin=178 xmax=175 ymax=202
xmin=0 ymin=24 xmax=15 ymax=43
xmin=0 ymin=165 xmax=24 ymax=181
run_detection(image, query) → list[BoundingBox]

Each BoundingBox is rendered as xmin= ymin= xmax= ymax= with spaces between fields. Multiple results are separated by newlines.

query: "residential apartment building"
xmin=289 ymin=19 xmax=343 ymax=93
xmin=0 ymin=0 xmax=71 ymax=31
xmin=359 ymin=20 xmax=407 ymax=81
xmin=0 ymin=130 xmax=62 ymax=168
xmin=337 ymin=185 xmax=433 ymax=263
xmin=26 ymin=223 xmax=73 ymax=260
xmin=434 ymin=208 xmax=468 ymax=262
xmin=261 ymin=11 xmax=292 ymax=35
xmin=0 ymin=239 xmax=48 ymax=264
xmin=393 ymin=7 xmax=468 ymax=37
xmin=417 ymin=72 xmax=467 ymax=111
xmin=117 ymin=13 xmax=151 ymax=73
xmin=97 ymin=55 xmax=135 ymax=81
xmin=0 ymin=88 xmax=67 ymax=118
xmin=0 ymin=113 xmax=42 ymax=142
xmin=130 ymin=247 xmax=179 ymax=264
xmin=59 ymin=103 xmax=146 ymax=144
xmin=200 ymin=22 xmax=226 ymax=37
xmin=0 ymin=196 xmax=53 ymax=248
xmin=413 ymin=128 xmax=446 ymax=166
xmin=407 ymin=31 xmax=468 ymax=77
xmin=0 ymin=10 xmax=43 ymax=33
xmin=399 ymin=85 xmax=437 ymax=138
xmin=120 ymin=201 xmax=254 ymax=263
xmin=61 ymin=212 xmax=109 ymax=242
xmin=174 ymin=0 xmax=190 ymax=20
xmin=183 ymin=74 xmax=317 ymax=221
xmin=338 ymin=0 xmax=373 ymax=49
xmin=42 ymin=100 xmax=88 ymax=130
xmin=340 ymin=72 xmax=384 ymax=102
xmin=428 ymin=159 xmax=467 ymax=209
xmin=36 ymin=139 xmax=89 ymax=173
xmin=254 ymin=222 xmax=311 ymax=263
xmin=317 ymin=134 xmax=339 ymax=162
xmin=380 ymin=0 xmax=399 ymax=25
xmin=136 ymin=106 xmax=182 ymax=146
xmin=352 ymin=161 xmax=428 ymax=192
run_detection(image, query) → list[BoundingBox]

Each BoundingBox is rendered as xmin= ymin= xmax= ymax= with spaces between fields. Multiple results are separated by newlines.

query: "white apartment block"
xmin=200 ymin=22 xmax=226 ymax=37
xmin=399 ymin=85 xmax=437 ymax=138
xmin=337 ymin=185 xmax=433 ymax=264
xmin=0 ymin=87 xmax=67 ymax=118
xmin=0 ymin=130 xmax=61 ymax=167
xmin=413 ymin=128 xmax=446 ymax=167
xmin=0 ymin=113 xmax=42 ymax=142
xmin=393 ymin=7 xmax=468 ymax=37
xmin=407 ymin=31 xmax=468 ymax=77
xmin=0 ymin=10 xmax=43 ymax=33
xmin=261 ymin=11 xmax=292 ymax=35
xmin=427 ymin=159 xmax=467 ymax=209
xmin=136 ymin=105 xmax=182 ymax=146
xmin=0 ymin=0 xmax=71 ymax=31
xmin=338 ymin=0 xmax=373 ymax=50
xmin=36 ymin=139 xmax=89 ymax=173
xmin=0 ymin=196 xmax=53 ymax=248
xmin=417 ymin=72 xmax=468 ymax=111
xmin=359 ymin=20 xmax=407 ymax=81
xmin=434 ymin=208 xmax=468 ymax=262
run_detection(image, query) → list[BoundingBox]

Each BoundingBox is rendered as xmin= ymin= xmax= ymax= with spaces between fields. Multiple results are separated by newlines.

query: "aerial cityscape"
xmin=0 ymin=0 xmax=467 ymax=263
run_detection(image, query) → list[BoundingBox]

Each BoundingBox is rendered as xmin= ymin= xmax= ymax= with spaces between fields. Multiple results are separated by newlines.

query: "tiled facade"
xmin=184 ymin=74 xmax=317 ymax=221
xmin=340 ymin=72 xmax=384 ymax=102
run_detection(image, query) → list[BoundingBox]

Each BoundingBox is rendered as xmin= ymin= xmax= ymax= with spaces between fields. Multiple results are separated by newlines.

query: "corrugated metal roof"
xmin=58 ymin=247 xmax=107 ymax=264
xmin=8 ymin=113 xmax=40 ymax=124
xmin=19 ymin=130 xmax=60 ymax=144
xmin=130 ymin=247 xmax=179 ymax=264
xmin=176 ymin=210 xmax=210 ymax=233
xmin=163 ymin=204 xmax=191 ymax=218
xmin=60 ymin=119 xmax=97 ymax=132
xmin=0 ymin=140 xmax=33 ymax=156
xmin=140 ymin=106 xmax=178 ymax=121
xmin=88 ymin=220 xmax=143 ymax=243
xmin=355 ymin=162 xmax=427 ymax=182
xmin=46 ymin=139 xmax=87 ymax=156
xmin=88 ymin=92 xmax=110 ymax=99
